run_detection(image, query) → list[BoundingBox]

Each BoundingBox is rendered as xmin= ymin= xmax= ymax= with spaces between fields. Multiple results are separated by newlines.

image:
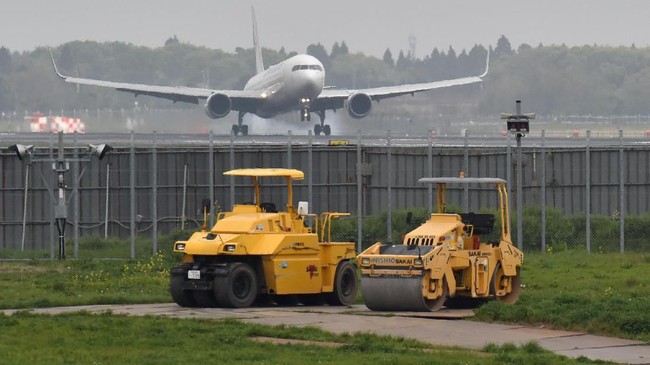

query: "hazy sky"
xmin=2 ymin=1 xmax=649 ymax=58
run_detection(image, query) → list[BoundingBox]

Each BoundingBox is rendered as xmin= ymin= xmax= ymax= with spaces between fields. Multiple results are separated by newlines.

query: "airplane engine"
xmin=204 ymin=93 xmax=232 ymax=119
xmin=346 ymin=93 xmax=372 ymax=119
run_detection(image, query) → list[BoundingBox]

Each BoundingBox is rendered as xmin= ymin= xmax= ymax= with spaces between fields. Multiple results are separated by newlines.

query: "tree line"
xmin=1 ymin=35 xmax=650 ymax=116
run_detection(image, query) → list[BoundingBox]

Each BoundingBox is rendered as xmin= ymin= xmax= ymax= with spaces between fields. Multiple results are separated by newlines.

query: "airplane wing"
xmin=313 ymin=52 xmax=489 ymax=111
xmin=50 ymin=51 xmax=263 ymax=112
xmin=313 ymin=76 xmax=484 ymax=110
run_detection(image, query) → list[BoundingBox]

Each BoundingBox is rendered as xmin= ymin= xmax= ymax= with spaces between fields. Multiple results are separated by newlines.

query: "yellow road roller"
xmin=170 ymin=168 xmax=358 ymax=308
xmin=357 ymin=177 xmax=523 ymax=312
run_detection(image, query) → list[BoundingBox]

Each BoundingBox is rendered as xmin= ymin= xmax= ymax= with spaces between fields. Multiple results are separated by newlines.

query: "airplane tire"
xmin=231 ymin=124 xmax=240 ymax=136
xmin=323 ymin=125 xmax=331 ymax=136
xmin=241 ymin=125 xmax=249 ymax=136
xmin=314 ymin=124 xmax=322 ymax=135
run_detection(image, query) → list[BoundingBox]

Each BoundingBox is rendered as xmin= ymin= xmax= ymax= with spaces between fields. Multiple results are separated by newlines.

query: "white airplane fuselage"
xmin=243 ymin=54 xmax=324 ymax=118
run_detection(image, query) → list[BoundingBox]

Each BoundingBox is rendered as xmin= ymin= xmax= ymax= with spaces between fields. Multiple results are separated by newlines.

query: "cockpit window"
xmin=291 ymin=64 xmax=323 ymax=72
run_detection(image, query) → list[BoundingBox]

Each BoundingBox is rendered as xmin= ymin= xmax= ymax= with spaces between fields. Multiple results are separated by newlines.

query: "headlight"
xmin=414 ymin=259 xmax=423 ymax=266
xmin=224 ymin=244 xmax=236 ymax=252
xmin=174 ymin=243 xmax=186 ymax=251
xmin=361 ymin=258 xmax=370 ymax=265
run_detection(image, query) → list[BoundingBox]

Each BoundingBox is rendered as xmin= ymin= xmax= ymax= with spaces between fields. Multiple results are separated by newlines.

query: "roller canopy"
xmin=224 ymin=168 xmax=304 ymax=180
xmin=418 ymin=177 xmax=506 ymax=185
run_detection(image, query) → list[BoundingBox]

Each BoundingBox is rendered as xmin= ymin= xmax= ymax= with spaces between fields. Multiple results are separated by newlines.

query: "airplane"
xmin=51 ymin=7 xmax=488 ymax=136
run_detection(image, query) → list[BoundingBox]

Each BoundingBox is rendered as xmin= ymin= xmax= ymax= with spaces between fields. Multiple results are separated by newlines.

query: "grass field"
xmin=1 ymin=248 xmax=649 ymax=342
xmin=474 ymin=250 xmax=650 ymax=342
xmin=0 ymin=245 xmax=647 ymax=364
xmin=0 ymin=312 xmax=605 ymax=365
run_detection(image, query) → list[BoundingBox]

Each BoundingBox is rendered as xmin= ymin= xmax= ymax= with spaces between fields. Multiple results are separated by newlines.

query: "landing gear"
xmin=300 ymin=107 xmax=311 ymax=122
xmin=313 ymin=110 xmax=331 ymax=136
xmin=232 ymin=112 xmax=249 ymax=136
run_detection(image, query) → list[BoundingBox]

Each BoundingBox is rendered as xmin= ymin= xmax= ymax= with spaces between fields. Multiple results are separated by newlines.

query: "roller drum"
xmin=361 ymin=275 xmax=446 ymax=312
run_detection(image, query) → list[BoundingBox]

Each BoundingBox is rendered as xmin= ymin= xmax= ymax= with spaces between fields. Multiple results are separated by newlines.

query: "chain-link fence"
xmin=0 ymin=129 xmax=648 ymax=259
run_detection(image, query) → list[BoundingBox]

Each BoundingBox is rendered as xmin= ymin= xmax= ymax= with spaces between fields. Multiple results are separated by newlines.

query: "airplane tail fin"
xmin=252 ymin=6 xmax=264 ymax=74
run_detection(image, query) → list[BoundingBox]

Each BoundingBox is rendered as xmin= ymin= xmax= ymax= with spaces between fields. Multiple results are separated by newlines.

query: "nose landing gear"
xmin=312 ymin=110 xmax=330 ymax=136
xmin=300 ymin=108 xmax=311 ymax=122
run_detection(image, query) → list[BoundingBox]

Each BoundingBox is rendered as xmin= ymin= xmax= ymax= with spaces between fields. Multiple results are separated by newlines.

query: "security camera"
xmin=88 ymin=144 xmax=113 ymax=160
xmin=7 ymin=144 xmax=34 ymax=163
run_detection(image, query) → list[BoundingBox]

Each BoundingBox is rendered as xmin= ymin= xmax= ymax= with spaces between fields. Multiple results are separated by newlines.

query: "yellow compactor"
xmin=170 ymin=168 xmax=358 ymax=308
xmin=357 ymin=177 xmax=523 ymax=312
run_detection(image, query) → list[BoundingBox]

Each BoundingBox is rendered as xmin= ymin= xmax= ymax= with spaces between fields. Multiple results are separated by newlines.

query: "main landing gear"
xmin=311 ymin=110 xmax=331 ymax=136
xmin=232 ymin=111 xmax=249 ymax=136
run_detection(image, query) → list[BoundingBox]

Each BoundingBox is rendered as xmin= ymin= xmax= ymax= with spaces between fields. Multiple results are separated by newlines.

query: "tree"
xmin=331 ymin=42 xmax=340 ymax=58
xmin=382 ymin=48 xmax=394 ymax=67
xmin=517 ymin=43 xmax=532 ymax=53
xmin=307 ymin=43 xmax=330 ymax=70
xmin=58 ymin=44 xmax=74 ymax=73
xmin=445 ymin=46 xmax=458 ymax=77
xmin=494 ymin=35 xmax=513 ymax=58
xmin=0 ymin=47 xmax=12 ymax=74
xmin=165 ymin=35 xmax=180 ymax=47
xmin=330 ymin=41 xmax=349 ymax=59
xmin=339 ymin=41 xmax=349 ymax=56
xmin=0 ymin=76 xmax=13 ymax=110
xmin=396 ymin=50 xmax=407 ymax=70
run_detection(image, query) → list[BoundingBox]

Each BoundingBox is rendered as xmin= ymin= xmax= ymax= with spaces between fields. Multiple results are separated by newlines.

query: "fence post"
xmin=152 ymin=131 xmax=158 ymax=254
xmin=208 ymin=130 xmax=215 ymax=229
xmin=357 ymin=130 xmax=362 ymax=253
xmin=387 ymin=130 xmax=392 ymax=242
xmin=506 ymin=133 xmax=512 ymax=225
xmin=516 ymin=129 xmax=523 ymax=250
xmin=541 ymin=129 xmax=546 ymax=253
xmin=73 ymin=133 xmax=79 ymax=258
xmin=287 ymin=130 xmax=292 ymax=168
xmin=586 ymin=130 xmax=591 ymax=253
xmin=619 ymin=130 xmax=625 ymax=253
xmin=427 ymin=130 xmax=433 ymax=214
xmin=49 ymin=133 xmax=55 ymax=259
xmin=463 ymin=129 xmax=469 ymax=211
xmin=308 ymin=130 xmax=313 ymax=212
xmin=181 ymin=164 xmax=188 ymax=230
xmin=130 ymin=131 xmax=136 ymax=259
xmin=20 ymin=165 xmax=29 ymax=252
xmin=229 ymin=132 xmax=235 ymax=209
xmin=105 ymin=164 xmax=110 ymax=240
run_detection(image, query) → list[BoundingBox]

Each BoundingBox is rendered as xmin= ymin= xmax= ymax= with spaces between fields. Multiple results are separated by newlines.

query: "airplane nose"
xmin=306 ymin=73 xmax=324 ymax=96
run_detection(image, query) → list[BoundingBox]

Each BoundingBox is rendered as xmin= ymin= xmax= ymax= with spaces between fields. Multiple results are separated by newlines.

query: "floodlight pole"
xmin=53 ymin=132 xmax=69 ymax=260
xmin=8 ymin=132 xmax=112 ymax=260
xmin=515 ymin=124 xmax=523 ymax=251
xmin=502 ymin=100 xmax=534 ymax=251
